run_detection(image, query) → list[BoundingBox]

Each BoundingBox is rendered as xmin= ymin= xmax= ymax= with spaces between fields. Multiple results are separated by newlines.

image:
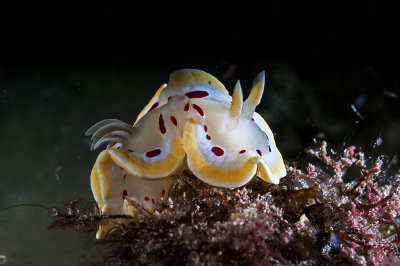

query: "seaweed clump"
xmin=50 ymin=142 xmax=400 ymax=265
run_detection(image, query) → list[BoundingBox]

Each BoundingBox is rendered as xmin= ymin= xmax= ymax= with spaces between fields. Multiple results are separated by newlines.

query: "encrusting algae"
xmin=50 ymin=141 xmax=400 ymax=265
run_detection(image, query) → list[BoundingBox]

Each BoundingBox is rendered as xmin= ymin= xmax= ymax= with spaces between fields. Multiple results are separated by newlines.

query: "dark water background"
xmin=1 ymin=2 xmax=399 ymax=265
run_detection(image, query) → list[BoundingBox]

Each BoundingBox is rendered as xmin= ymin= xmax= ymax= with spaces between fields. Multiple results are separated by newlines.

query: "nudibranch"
xmin=86 ymin=69 xmax=286 ymax=239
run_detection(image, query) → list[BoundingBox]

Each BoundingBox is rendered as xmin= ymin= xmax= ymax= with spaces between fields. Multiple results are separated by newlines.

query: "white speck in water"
xmin=383 ymin=90 xmax=399 ymax=98
xmin=55 ymin=173 xmax=60 ymax=181
xmin=350 ymin=104 xmax=365 ymax=121
xmin=375 ymin=137 xmax=383 ymax=147
xmin=55 ymin=166 xmax=62 ymax=180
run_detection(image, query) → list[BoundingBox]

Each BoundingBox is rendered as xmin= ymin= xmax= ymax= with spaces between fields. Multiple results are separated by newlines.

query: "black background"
xmin=1 ymin=1 xmax=400 ymax=158
xmin=1 ymin=2 xmax=399 ymax=67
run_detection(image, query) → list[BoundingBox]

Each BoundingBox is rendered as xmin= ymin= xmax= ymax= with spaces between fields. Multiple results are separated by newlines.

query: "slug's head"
xmin=182 ymin=70 xmax=286 ymax=187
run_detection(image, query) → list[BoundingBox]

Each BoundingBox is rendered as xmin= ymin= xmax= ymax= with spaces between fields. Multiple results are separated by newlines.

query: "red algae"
xmin=50 ymin=141 xmax=400 ymax=265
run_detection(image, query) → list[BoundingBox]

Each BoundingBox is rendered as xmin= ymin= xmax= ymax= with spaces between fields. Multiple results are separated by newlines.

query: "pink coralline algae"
xmin=50 ymin=141 xmax=400 ymax=265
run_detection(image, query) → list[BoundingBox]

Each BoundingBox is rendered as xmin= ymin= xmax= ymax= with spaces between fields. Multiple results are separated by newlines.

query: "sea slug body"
xmin=86 ymin=69 xmax=286 ymax=239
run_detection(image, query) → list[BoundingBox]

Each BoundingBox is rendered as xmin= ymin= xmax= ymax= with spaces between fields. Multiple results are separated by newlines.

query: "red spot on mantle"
xmin=206 ymin=135 xmax=211 ymax=140
xmin=159 ymin=114 xmax=166 ymax=134
xmin=144 ymin=196 xmax=150 ymax=201
xmin=269 ymin=145 xmax=271 ymax=152
xmin=185 ymin=90 xmax=209 ymax=98
xmin=256 ymin=149 xmax=262 ymax=156
xmin=239 ymin=150 xmax=246 ymax=154
xmin=122 ymin=190 xmax=127 ymax=199
xmin=204 ymin=125 xmax=208 ymax=132
xmin=211 ymin=146 xmax=224 ymax=156
xmin=170 ymin=116 xmax=177 ymax=126
xmin=161 ymin=189 xmax=165 ymax=197
xmin=149 ymin=102 xmax=159 ymax=112
xmin=146 ymin=149 xmax=162 ymax=158
xmin=184 ymin=103 xmax=189 ymax=111
xmin=193 ymin=104 xmax=204 ymax=116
